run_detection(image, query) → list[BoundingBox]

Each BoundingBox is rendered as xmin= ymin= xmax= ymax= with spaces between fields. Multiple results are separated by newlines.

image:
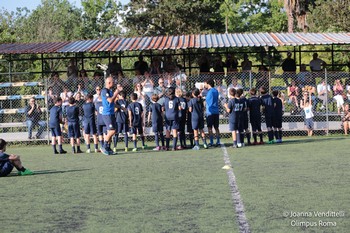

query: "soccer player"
xmin=272 ymin=90 xmax=283 ymax=143
xmin=248 ymin=88 xmax=264 ymax=144
xmin=49 ymin=97 xmax=67 ymax=154
xmin=240 ymin=90 xmax=251 ymax=145
xmin=114 ymin=90 xmax=129 ymax=152
xmin=148 ymin=94 xmax=165 ymax=151
xmin=0 ymin=139 xmax=34 ymax=176
xmin=101 ymin=76 xmax=119 ymax=155
xmin=95 ymin=96 xmax=106 ymax=151
xmin=83 ymin=94 xmax=99 ymax=153
xmin=66 ymin=97 xmax=82 ymax=154
xmin=185 ymin=92 xmax=194 ymax=148
xmin=128 ymin=93 xmax=146 ymax=151
xmin=163 ymin=87 xmax=181 ymax=151
xmin=260 ymin=86 xmax=275 ymax=143
xmin=188 ymin=88 xmax=208 ymax=150
xmin=175 ymin=88 xmax=187 ymax=149
xmin=204 ymin=78 xmax=221 ymax=147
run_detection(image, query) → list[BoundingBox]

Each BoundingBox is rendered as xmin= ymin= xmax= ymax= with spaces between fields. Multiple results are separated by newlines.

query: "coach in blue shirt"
xmin=204 ymin=78 xmax=221 ymax=146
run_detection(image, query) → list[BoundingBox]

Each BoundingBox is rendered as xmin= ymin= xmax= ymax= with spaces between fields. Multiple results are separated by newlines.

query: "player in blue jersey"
xmin=188 ymin=88 xmax=208 ymax=150
xmin=66 ymin=97 xmax=82 ymax=154
xmin=272 ymin=90 xmax=283 ymax=143
xmin=148 ymin=94 xmax=165 ymax=151
xmin=185 ymin=92 xmax=194 ymax=148
xmin=175 ymin=88 xmax=187 ymax=149
xmin=240 ymin=90 xmax=251 ymax=145
xmin=83 ymin=94 xmax=99 ymax=153
xmin=0 ymin=139 xmax=34 ymax=176
xmin=101 ymin=76 xmax=119 ymax=155
xmin=163 ymin=87 xmax=182 ymax=151
xmin=95 ymin=96 xmax=106 ymax=151
xmin=260 ymin=86 xmax=275 ymax=143
xmin=128 ymin=93 xmax=146 ymax=152
xmin=248 ymin=88 xmax=264 ymax=145
xmin=49 ymin=97 xmax=67 ymax=154
xmin=204 ymin=78 xmax=221 ymax=147
xmin=114 ymin=90 xmax=129 ymax=152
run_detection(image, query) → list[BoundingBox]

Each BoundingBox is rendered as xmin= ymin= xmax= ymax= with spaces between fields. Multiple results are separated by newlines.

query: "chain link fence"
xmin=0 ymin=70 xmax=349 ymax=144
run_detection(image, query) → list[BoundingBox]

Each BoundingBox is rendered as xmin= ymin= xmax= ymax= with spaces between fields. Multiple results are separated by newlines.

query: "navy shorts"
xmin=130 ymin=126 xmax=143 ymax=135
xmin=250 ymin=117 xmax=262 ymax=132
xmin=243 ymin=113 xmax=249 ymax=129
xmin=272 ymin=116 xmax=282 ymax=128
xmin=192 ymin=118 xmax=204 ymax=130
xmin=117 ymin=123 xmax=129 ymax=134
xmin=206 ymin=114 xmax=219 ymax=129
xmin=152 ymin=122 xmax=163 ymax=133
xmin=84 ymin=120 xmax=97 ymax=135
xmin=165 ymin=119 xmax=179 ymax=130
xmin=178 ymin=117 xmax=186 ymax=132
xmin=229 ymin=121 xmax=243 ymax=132
xmin=0 ymin=162 xmax=14 ymax=177
xmin=102 ymin=114 xmax=116 ymax=131
xmin=68 ymin=122 xmax=81 ymax=138
xmin=97 ymin=124 xmax=106 ymax=136
xmin=50 ymin=125 xmax=62 ymax=137
xmin=305 ymin=118 xmax=314 ymax=130
xmin=264 ymin=115 xmax=273 ymax=128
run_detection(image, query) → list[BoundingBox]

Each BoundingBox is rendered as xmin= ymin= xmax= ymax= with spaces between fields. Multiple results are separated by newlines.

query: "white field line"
xmin=221 ymin=144 xmax=251 ymax=233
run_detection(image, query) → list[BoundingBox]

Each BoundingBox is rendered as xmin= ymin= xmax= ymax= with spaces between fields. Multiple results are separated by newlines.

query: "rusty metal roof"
xmin=1 ymin=33 xmax=350 ymax=55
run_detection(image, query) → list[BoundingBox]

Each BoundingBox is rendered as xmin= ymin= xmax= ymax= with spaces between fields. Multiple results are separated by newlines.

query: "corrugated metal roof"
xmin=1 ymin=33 xmax=350 ymax=55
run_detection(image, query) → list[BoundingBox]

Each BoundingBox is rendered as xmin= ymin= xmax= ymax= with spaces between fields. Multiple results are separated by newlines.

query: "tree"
xmin=281 ymin=0 xmax=313 ymax=32
xmin=122 ymin=0 xmax=225 ymax=36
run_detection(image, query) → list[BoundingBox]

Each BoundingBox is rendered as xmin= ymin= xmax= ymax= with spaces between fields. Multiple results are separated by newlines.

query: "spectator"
xmin=215 ymin=78 xmax=227 ymax=116
xmin=150 ymin=57 xmax=162 ymax=76
xmin=164 ymin=72 xmax=175 ymax=88
xmin=114 ymin=71 xmax=129 ymax=88
xmin=48 ymin=72 xmax=65 ymax=96
xmin=342 ymin=104 xmax=350 ymax=135
xmin=134 ymin=83 xmax=146 ymax=109
xmin=93 ymin=86 xmax=101 ymax=103
xmin=73 ymin=83 xmax=88 ymax=99
xmin=77 ymin=69 xmax=90 ymax=89
xmin=225 ymin=53 xmax=239 ymax=72
xmin=142 ymin=71 xmax=155 ymax=98
xmin=287 ymin=80 xmax=300 ymax=114
xmin=227 ymin=77 xmax=243 ymax=97
xmin=317 ymin=79 xmax=331 ymax=110
xmin=281 ymin=51 xmax=297 ymax=86
xmin=74 ymin=92 xmax=85 ymax=122
xmin=302 ymin=76 xmax=318 ymax=111
xmin=60 ymin=86 xmax=73 ymax=113
xmin=134 ymin=54 xmax=149 ymax=75
xmin=26 ymin=97 xmax=46 ymax=139
xmin=300 ymin=91 xmax=314 ymax=136
xmin=46 ymin=86 xmax=56 ymax=110
xmin=241 ymin=54 xmax=252 ymax=88
xmin=153 ymin=78 xmax=167 ymax=105
xmin=163 ymin=55 xmax=177 ymax=73
xmin=90 ymin=71 xmax=104 ymax=94
xmin=256 ymin=65 xmax=269 ymax=91
xmin=295 ymin=64 xmax=309 ymax=88
xmin=174 ymin=65 xmax=187 ymax=88
xmin=66 ymin=58 xmax=79 ymax=88
xmin=107 ymin=56 xmax=123 ymax=76
xmin=345 ymin=79 xmax=350 ymax=101
xmin=198 ymin=54 xmax=210 ymax=81
xmin=133 ymin=69 xmax=143 ymax=85
xmin=333 ymin=79 xmax=345 ymax=114
xmin=310 ymin=53 xmax=326 ymax=72
xmin=213 ymin=54 xmax=225 ymax=81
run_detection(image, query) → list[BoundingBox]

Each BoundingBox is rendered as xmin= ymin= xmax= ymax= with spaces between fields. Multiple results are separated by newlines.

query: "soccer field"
xmin=1 ymin=136 xmax=349 ymax=233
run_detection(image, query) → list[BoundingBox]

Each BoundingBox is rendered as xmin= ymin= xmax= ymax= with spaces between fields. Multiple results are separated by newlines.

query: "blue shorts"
xmin=305 ymin=118 xmax=314 ymax=130
xmin=165 ymin=119 xmax=179 ymax=130
xmin=68 ymin=122 xmax=81 ymax=138
xmin=0 ymin=162 xmax=14 ymax=177
xmin=97 ymin=124 xmax=107 ymax=136
xmin=84 ymin=120 xmax=97 ymax=135
xmin=178 ymin=117 xmax=186 ymax=132
xmin=130 ymin=126 xmax=143 ymax=135
xmin=250 ymin=117 xmax=262 ymax=132
xmin=102 ymin=115 xmax=116 ymax=131
xmin=117 ymin=123 xmax=129 ymax=134
xmin=272 ymin=116 xmax=283 ymax=128
xmin=229 ymin=121 xmax=243 ymax=132
xmin=264 ymin=115 xmax=273 ymax=128
xmin=50 ymin=126 xmax=62 ymax=137
xmin=192 ymin=118 xmax=204 ymax=130
xmin=206 ymin=114 xmax=219 ymax=129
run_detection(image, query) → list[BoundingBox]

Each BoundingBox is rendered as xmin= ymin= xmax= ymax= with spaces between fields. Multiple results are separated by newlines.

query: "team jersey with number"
xmin=248 ymin=96 xmax=262 ymax=120
xmin=163 ymin=97 xmax=180 ymax=121
xmin=95 ymin=101 xmax=105 ymax=126
xmin=128 ymin=102 xmax=143 ymax=127
xmin=115 ymin=99 xmax=129 ymax=124
xmin=188 ymin=97 xmax=204 ymax=120
xmin=260 ymin=94 xmax=274 ymax=117
xmin=150 ymin=102 xmax=163 ymax=126
xmin=83 ymin=102 xmax=96 ymax=122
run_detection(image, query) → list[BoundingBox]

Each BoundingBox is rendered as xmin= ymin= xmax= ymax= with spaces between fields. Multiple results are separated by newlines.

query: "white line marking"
xmin=221 ymin=144 xmax=251 ymax=233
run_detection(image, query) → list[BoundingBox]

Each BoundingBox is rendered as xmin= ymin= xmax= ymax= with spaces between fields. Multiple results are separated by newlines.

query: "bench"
xmin=0 ymin=95 xmax=45 ymax=101
xmin=0 ymin=82 xmax=44 ymax=88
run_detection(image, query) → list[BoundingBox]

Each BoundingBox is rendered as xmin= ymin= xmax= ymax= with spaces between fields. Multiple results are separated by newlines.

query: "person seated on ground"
xmin=295 ymin=64 xmax=309 ymax=88
xmin=0 ymin=139 xmax=34 ymax=176
xmin=107 ymin=56 xmax=123 ymax=77
xmin=48 ymin=72 xmax=65 ymax=96
xmin=134 ymin=54 xmax=149 ymax=75
xmin=317 ymin=79 xmax=331 ymax=110
xmin=333 ymin=79 xmax=345 ymax=114
xmin=141 ymin=71 xmax=155 ymax=98
xmin=342 ymin=104 xmax=350 ymax=135
xmin=281 ymin=51 xmax=297 ymax=86
xmin=66 ymin=58 xmax=79 ymax=88
xmin=287 ymin=80 xmax=299 ymax=114
xmin=227 ymin=77 xmax=243 ymax=96
xmin=310 ymin=53 xmax=327 ymax=72
xmin=26 ymin=97 xmax=45 ymax=139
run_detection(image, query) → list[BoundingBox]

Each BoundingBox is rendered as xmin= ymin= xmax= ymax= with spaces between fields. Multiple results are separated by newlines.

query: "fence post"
xmin=45 ymin=77 xmax=50 ymax=145
xmin=325 ymin=69 xmax=329 ymax=136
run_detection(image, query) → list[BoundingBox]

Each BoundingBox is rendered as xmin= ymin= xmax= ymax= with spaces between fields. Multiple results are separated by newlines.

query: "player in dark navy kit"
xmin=260 ymin=86 xmax=275 ymax=144
xmin=128 ymin=93 xmax=146 ymax=152
xmin=66 ymin=97 xmax=82 ymax=154
xmin=101 ymin=76 xmax=119 ymax=155
xmin=272 ymin=90 xmax=283 ymax=143
xmin=240 ymin=90 xmax=251 ymax=145
xmin=114 ymin=90 xmax=129 ymax=152
xmin=95 ymin=96 xmax=106 ymax=151
xmin=248 ymin=88 xmax=264 ymax=144
xmin=163 ymin=87 xmax=182 ymax=151
xmin=148 ymin=94 xmax=165 ymax=151
xmin=185 ymin=92 xmax=194 ymax=148
xmin=83 ymin=94 xmax=99 ymax=153
xmin=49 ymin=97 xmax=67 ymax=154
xmin=175 ymin=88 xmax=187 ymax=149
xmin=188 ymin=88 xmax=208 ymax=150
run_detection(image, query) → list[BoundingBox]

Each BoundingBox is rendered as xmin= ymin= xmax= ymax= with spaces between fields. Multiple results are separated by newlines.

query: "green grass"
xmin=2 ymin=136 xmax=350 ymax=233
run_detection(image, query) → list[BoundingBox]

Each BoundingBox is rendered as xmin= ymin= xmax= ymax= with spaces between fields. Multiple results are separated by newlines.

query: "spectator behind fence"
xmin=317 ymin=79 xmax=331 ymax=111
xmin=78 ymin=69 xmax=90 ymax=88
xmin=310 ymin=53 xmax=327 ymax=72
xmin=60 ymin=86 xmax=73 ymax=113
xmin=66 ymin=58 xmax=79 ymax=88
xmin=256 ymin=65 xmax=269 ymax=91
xmin=107 ymin=56 xmax=123 ymax=77
xmin=90 ymin=71 xmax=104 ymax=93
xmin=134 ymin=54 xmax=148 ymax=75
xmin=114 ymin=71 xmax=129 ymax=88
xmin=141 ymin=71 xmax=154 ymax=98
xmin=225 ymin=53 xmax=239 ymax=72
xmin=163 ymin=55 xmax=177 ymax=73
xmin=342 ymin=104 xmax=350 ymax=135
xmin=49 ymin=72 xmax=65 ymax=96
xmin=153 ymin=78 xmax=167 ymax=105
xmin=333 ymin=79 xmax=345 ymax=114
xmin=241 ymin=54 xmax=252 ymax=88
xmin=296 ymin=64 xmax=309 ymax=88
xmin=213 ymin=54 xmax=225 ymax=80
xmin=134 ymin=83 xmax=146 ymax=110
xmin=26 ymin=97 xmax=45 ymax=139
xmin=198 ymin=54 xmax=210 ymax=80
xmin=287 ymin=80 xmax=300 ymax=114
xmin=227 ymin=77 xmax=243 ymax=97
xmin=150 ymin=57 xmax=162 ymax=76
xmin=164 ymin=72 xmax=176 ymax=88
xmin=302 ymin=76 xmax=318 ymax=111
xmin=133 ymin=69 xmax=143 ymax=85
xmin=345 ymin=79 xmax=350 ymax=101
xmin=174 ymin=65 xmax=187 ymax=90
xmin=47 ymin=86 xmax=56 ymax=110
xmin=281 ymin=51 xmax=297 ymax=86
xmin=93 ymin=86 xmax=101 ymax=103
xmin=73 ymin=83 xmax=88 ymax=99
xmin=215 ymin=78 xmax=227 ymax=116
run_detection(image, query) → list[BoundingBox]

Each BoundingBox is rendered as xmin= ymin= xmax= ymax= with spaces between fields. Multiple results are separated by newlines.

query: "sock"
xmin=59 ymin=144 xmax=63 ymax=151
xmin=113 ymin=135 xmax=118 ymax=148
xmin=133 ymin=140 xmax=137 ymax=148
xmin=189 ymin=134 xmax=194 ymax=147
xmin=160 ymin=133 xmax=165 ymax=147
xmin=18 ymin=167 xmax=26 ymax=172
xmin=246 ymin=133 xmax=251 ymax=144
xmin=274 ymin=130 xmax=279 ymax=140
xmin=86 ymin=144 xmax=91 ymax=150
xmin=210 ymin=136 xmax=214 ymax=145
xmin=124 ymin=133 xmax=128 ymax=148
xmin=178 ymin=133 xmax=182 ymax=147
xmin=182 ymin=132 xmax=187 ymax=147
xmin=236 ymin=133 xmax=241 ymax=144
xmin=155 ymin=134 xmax=159 ymax=147
xmin=233 ymin=140 xmax=237 ymax=146
xmin=279 ymin=130 xmax=283 ymax=140
xmin=216 ymin=136 xmax=220 ymax=145
xmin=195 ymin=140 xmax=199 ymax=146
xmin=166 ymin=138 xmax=170 ymax=148
xmin=94 ymin=144 xmax=98 ymax=150
xmin=240 ymin=133 xmax=245 ymax=144
xmin=202 ymin=138 xmax=207 ymax=145
xmin=52 ymin=145 xmax=57 ymax=152
xmin=173 ymin=137 xmax=178 ymax=149
xmin=141 ymin=136 xmax=145 ymax=146
xmin=105 ymin=142 xmax=110 ymax=150
xmin=267 ymin=131 xmax=274 ymax=141
xmin=99 ymin=140 xmax=104 ymax=148
xmin=77 ymin=146 xmax=81 ymax=151
xmin=259 ymin=133 xmax=264 ymax=142
xmin=72 ymin=146 xmax=76 ymax=153
xmin=253 ymin=133 xmax=257 ymax=143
